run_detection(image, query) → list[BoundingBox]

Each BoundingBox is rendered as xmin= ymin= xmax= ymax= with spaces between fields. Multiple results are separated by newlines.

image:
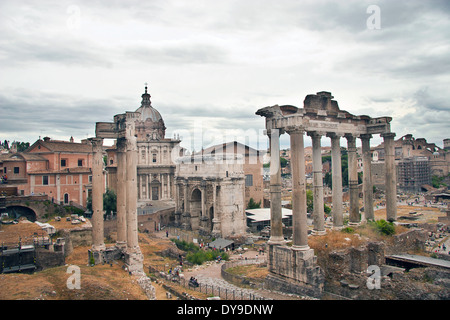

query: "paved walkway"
xmin=154 ymin=230 xmax=307 ymax=300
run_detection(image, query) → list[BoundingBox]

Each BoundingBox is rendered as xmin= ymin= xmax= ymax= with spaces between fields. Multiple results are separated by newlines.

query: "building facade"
xmin=0 ymin=137 xmax=100 ymax=208
xmin=174 ymin=154 xmax=247 ymax=237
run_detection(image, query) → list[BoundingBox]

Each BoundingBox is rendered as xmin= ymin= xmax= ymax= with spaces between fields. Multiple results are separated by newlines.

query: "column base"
xmin=348 ymin=222 xmax=361 ymax=227
xmin=91 ymin=244 xmax=106 ymax=252
xmin=311 ymin=229 xmax=327 ymax=236
xmin=267 ymin=236 xmax=286 ymax=246
xmin=115 ymin=241 xmax=127 ymax=251
xmin=88 ymin=246 xmax=122 ymax=265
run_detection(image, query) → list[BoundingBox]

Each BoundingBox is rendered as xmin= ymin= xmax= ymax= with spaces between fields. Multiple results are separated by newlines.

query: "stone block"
xmin=368 ymin=241 xmax=385 ymax=267
xmin=350 ymin=247 xmax=368 ymax=274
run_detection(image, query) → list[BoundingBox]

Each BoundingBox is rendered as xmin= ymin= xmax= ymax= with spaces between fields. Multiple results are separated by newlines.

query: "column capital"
xmin=116 ymin=137 xmax=127 ymax=152
xmin=88 ymin=137 xmax=104 ymax=151
xmin=360 ymin=133 xmax=373 ymax=140
xmin=344 ymin=133 xmax=358 ymax=141
xmin=286 ymin=126 xmax=305 ymax=135
xmin=381 ymin=132 xmax=396 ymax=139
xmin=126 ymin=136 xmax=137 ymax=152
xmin=326 ymin=132 xmax=343 ymax=139
xmin=307 ymin=131 xmax=325 ymax=138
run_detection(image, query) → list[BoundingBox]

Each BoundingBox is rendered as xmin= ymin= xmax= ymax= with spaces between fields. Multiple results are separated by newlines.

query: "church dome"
xmin=135 ymin=85 xmax=164 ymax=123
xmin=135 ymin=85 xmax=166 ymax=141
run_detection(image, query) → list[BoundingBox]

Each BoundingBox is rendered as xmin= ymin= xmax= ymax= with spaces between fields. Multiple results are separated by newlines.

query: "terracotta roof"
xmin=28 ymin=139 xmax=93 ymax=154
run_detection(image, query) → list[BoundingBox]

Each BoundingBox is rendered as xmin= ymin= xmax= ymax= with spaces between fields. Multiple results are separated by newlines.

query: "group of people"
xmin=189 ymin=276 xmax=199 ymax=287
xmin=0 ymin=175 xmax=7 ymax=184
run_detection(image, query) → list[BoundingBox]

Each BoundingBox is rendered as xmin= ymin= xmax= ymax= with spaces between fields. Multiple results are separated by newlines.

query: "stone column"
xmin=125 ymin=134 xmax=140 ymax=252
xmin=116 ymin=138 xmax=127 ymax=250
xmin=268 ymin=129 xmax=285 ymax=245
xmin=345 ymin=134 xmax=360 ymax=225
xmin=290 ymin=129 xmax=309 ymax=250
xmin=182 ymin=180 xmax=191 ymax=230
xmin=308 ymin=132 xmax=325 ymax=235
xmin=382 ymin=132 xmax=397 ymax=222
xmin=360 ymin=134 xmax=374 ymax=221
xmin=90 ymin=137 xmax=105 ymax=251
xmin=327 ymin=133 xmax=344 ymax=229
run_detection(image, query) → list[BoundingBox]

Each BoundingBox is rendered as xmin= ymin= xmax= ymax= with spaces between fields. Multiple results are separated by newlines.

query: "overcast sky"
xmin=1 ymin=0 xmax=449 ymax=151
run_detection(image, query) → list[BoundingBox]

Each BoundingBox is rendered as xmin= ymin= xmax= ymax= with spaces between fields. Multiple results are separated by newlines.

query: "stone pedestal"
xmin=88 ymin=246 xmax=122 ymax=265
xmin=124 ymin=248 xmax=144 ymax=273
xmin=265 ymin=244 xmax=324 ymax=298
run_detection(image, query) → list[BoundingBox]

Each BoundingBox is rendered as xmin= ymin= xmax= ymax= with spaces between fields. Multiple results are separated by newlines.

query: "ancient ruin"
xmin=173 ymin=153 xmax=247 ymax=237
xmin=256 ymin=91 xmax=399 ymax=297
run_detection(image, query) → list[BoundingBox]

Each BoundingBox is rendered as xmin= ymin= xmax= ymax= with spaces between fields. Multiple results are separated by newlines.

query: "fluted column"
xmin=290 ymin=129 xmax=309 ymax=250
xmin=116 ymin=138 xmax=127 ymax=249
xmin=346 ymin=134 xmax=360 ymax=225
xmin=90 ymin=137 xmax=105 ymax=251
xmin=327 ymin=133 xmax=344 ymax=229
xmin=360 ymin=134 xmax=374 ymax=221
xmin=268 ymin=129 xmax=285 ymax=245
xmin=308 ymin=132 xmax=325 ymax=235
xmin=382 ymin=132 xmax=397 ymax=222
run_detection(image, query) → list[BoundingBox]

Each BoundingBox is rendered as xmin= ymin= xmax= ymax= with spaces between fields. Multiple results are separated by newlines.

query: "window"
xmin=61 ymin=159 xmax=67 ymax=167
xmin=245 ymin=174 xmax=253 ymax=187
xmin=14 ymin=167 xmax=19 ymax=174
xmin=78 ymin=159 xmax=83 ymax=166
xmin=152 ymin=154 xmax=157 ymax=163
xmin=43 ymin=175 xmax=49 ymax=185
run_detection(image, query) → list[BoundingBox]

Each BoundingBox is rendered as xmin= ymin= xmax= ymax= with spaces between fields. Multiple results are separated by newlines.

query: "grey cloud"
xmin=0 ymin=90 xmax=125 ymax=141
xmin=124 ymin=42 xmax=229 ymax=65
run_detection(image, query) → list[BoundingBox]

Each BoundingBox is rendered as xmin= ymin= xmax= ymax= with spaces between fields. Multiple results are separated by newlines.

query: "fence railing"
xmin=148 ymin=262 xmax=267 ymax=300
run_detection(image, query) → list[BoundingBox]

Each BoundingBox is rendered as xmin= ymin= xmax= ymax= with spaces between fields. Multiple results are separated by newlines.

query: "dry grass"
xmin=0 ymin=220 xmax=46 ymax=245
xmin=226 ymin=264 xmax=269 ymax=280
xmin=0 ymin=221 xmax=182 ymax=300
xmin=375 ymin=205 xmax=444 ymax=223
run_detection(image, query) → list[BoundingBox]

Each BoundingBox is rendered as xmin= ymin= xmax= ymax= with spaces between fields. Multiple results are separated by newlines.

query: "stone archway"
xmin=5 ymin=206 xmax=37 ymax=222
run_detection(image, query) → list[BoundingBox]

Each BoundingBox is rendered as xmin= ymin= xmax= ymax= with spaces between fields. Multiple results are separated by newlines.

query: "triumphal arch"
xmin=256 ymin=91 xmax=397 ymax=297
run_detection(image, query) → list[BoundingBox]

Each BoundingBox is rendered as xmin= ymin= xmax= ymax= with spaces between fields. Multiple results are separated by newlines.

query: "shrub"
xmin=171 ymin=239 xmax=199 ymax=253
xmin=186 ymin=249 xmax=229 ymax=265
xmin=370 ymin=219 xmax=395 ymax=236
xmin=341 ymin=227 xmax=355 ymax=234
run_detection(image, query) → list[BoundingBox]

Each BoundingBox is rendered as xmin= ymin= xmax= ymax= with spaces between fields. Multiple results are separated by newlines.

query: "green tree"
xmin=16 ymin=141 xmax=30 ymax=152
xmin=247 ymin=197 xmax=261 ymax=209
xmin=103 ymin=188 xmax=117 ymax=216
xmin=86 ymin=188 xmax=117 ymax=217
xmin=432 ymin=175 xmax=448 ymax=188
xmin=307 ymin=189 xmax=331 ymax=214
